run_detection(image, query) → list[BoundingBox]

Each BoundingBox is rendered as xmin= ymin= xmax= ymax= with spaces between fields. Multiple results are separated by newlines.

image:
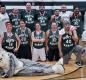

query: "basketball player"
xmin=0 ymin=4 xmax=9 ymax=35
xmin=51 ymin=9 xmax=63 ymax=31
xmin=58 ymin=20 xmax=82 ymax=67
xmin=16 ymin=20 xmax=32 ymax=59
xmin=21 ymin=3 xmax=36 ymax=31
xmin=60 ymin=4 xmax=73 ymax=22
xmin=70 ymin=6 xmax=83 ymax=39
xmin=31 ymin=22 xmax=46 ymax=61
xmin=1 ymin=22 xmax=20 ymax=55
xmin=36 ymin=5 xmax=50 ymax=32
xmin=9 ymin=8 xmax=21 ymax=33
xmin=46 ymin=22 xmax=60 ymax=61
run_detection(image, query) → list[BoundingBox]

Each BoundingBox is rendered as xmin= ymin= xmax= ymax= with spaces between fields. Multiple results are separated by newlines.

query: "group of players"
xmin=0 ymin=2 xmax=85 ymax=67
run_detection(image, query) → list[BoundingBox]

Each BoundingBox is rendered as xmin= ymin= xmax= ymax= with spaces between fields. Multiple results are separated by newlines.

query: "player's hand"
xmin=59 ymin=52 xmax=63 ymax=57
xmin=68 ymin=31 xmax=73 ymax=36
xmin=14 ymin=48 xmax=19 ymax=52
xmin=39 ymin=39 xmax=45 ymax=42
xmin=46 ymin=46 xmax=49 ymax=53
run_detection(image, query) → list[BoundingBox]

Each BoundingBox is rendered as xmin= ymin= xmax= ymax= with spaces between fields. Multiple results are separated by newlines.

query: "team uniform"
xmin=9 ymin=13 xmax=21 ymax=33
xmin=16 ymin=27 xmax=32 ymax=59
xmin=54 ymin=16 xmax=63 ymax=30
xmin=2 ymin=32 xmax=16 ymax=54
xmin=37 ymin=12 xmax=50 ymax=32
xmin=21 ymin=10 xmax=36 ymax=31
xmin=0 ymin=13 xmax=9 ymax=35
xmin=32 ymin=31 xmax=46 ymax=61
xmin=70 ymin=14 xmax=83 ymax=38
xmin=47 ymin=30 xmax=60 ymax=61
xmin=59 ymin=26 xmax=82 ymax=65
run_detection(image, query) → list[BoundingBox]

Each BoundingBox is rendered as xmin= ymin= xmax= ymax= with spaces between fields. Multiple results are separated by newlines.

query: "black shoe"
xmin=76 ymin=62 xmax=82 ymax=68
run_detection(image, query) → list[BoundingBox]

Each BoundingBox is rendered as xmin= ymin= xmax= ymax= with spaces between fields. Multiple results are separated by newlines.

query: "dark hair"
xmin=5 ymin=21 xmax=12 ymax=28
xmin=51 ymin=21 xmax=57 ymax=24
xmin=73 ymin=6 xmax=80 ymax=11
xmin=54 ymin=9 xmax=59 ymax=11
xmin=20 ymin=19 xmax=26 ymax=23
xmin=5 ymin=21 xmax=12 ymax=25
xmin=35 ymin=22 xmax=41 ymax=26
xmin=1 ymin=3 xmax=5 ymax=7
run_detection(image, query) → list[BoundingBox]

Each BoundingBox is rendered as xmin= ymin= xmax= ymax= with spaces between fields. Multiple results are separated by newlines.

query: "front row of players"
xmin=0 ymin=20 xmax=85 ymax=67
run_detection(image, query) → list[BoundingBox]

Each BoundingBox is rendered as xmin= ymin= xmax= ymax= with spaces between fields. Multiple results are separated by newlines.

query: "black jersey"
xmin=2 ymin=32 xmax=16 ymax=50
xmin=48 ymin=30 xmax=59 ymax=49
xmin=33 ymin=31 xmax=45 ymax=49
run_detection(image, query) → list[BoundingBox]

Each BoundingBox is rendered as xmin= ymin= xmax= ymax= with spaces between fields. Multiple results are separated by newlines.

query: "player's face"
xmin=74 ymin=7 xmax=80 ymax=14
xmin=39 ymin=6 xmax=45 ymax=13
xmin=51 ymin=23 xmax=57 ymax=30
xmin=1 ymin=7 xmax=6 ymax=14
xmin=13 ymin=8 xmax=18 ymax=14
xmin=26 ymin=3 xmax=31 ymax=11
xmin=61 ymin=5 xmax=67 ymax=12
xmin=6 ymin=23 xmax=12 ymax=32
xmin=20 ymin=21 xmax=26 ymax=28
xmin=55 ymin=10 xmax=59 ymax=16
xmin=35 ymin=23 xmax=41 ymax=31
xmin=64 ymin=24 xmax=70 ymax=31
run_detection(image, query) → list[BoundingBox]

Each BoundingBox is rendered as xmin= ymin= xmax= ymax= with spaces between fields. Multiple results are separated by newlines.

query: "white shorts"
xmin=32 ymin=47 xmax=46 ymax=61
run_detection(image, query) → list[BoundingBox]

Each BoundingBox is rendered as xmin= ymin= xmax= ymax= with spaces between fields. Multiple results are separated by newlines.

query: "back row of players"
xmin=0 ymin=3 xmax=84 ymax=66
xmin=0 ymin=3 xmax=83 ymax=35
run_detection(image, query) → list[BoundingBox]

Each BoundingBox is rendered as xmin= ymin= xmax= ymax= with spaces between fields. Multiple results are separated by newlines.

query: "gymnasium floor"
xmin=0 ymin=53 xmax=86 ymax=80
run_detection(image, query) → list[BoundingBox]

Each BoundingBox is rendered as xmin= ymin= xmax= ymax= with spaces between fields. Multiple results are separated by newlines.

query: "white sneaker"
xmin=52 ymin=64 xmax=64 ymax=74
xmin=56 ymin=57 xmax=63 ymax=65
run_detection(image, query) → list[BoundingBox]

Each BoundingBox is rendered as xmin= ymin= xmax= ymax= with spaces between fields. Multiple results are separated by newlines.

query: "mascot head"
xmin=0 ymin=48 xmax=9 ymax=68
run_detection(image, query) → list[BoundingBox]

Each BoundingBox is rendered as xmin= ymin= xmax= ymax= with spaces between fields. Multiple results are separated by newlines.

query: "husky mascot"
xmin=0 ymin=48 xmax=64 ymax=78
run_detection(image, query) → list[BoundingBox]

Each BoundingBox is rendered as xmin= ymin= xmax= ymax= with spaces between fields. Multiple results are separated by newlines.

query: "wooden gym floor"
xmin=0 ymin=41 xmax=86 ymax=80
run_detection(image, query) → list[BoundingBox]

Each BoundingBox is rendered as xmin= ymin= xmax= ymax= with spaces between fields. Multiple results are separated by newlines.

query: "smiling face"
xmin=74 ymin=7 xmax=80 ymax=15
xmin=61 ymin=4 xmax=67 ymax=12
xmin=54 ymin=10 xmax=59 ymax=16
xmin=6 ymin=22 xmax=13 ymax=32
xmin=26 ymin=3 xmax=32 ymax=11
xmin=51 ymin=22 xmax=58 ymax=31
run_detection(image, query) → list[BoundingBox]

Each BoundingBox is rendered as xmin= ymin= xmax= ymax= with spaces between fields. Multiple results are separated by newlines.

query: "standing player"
xmin=16 ymin=20 xmax=32 ymax=59
xmin=9 ymin=8 xmax=21 ymax=33
xmin=31 ymin=22 xmax=46 ymax=61
xmin=36 ymin=5 xmax=50 ymax=32
xmin=21 ymin=3 xmax=36 ymax=31
xmin=60 ymin=4 xmax=73 ymax=22
xmin=0 ymin=4 xmax=9 ymax=35
xmin=51 ymin=9 xmax=63 ymax=31
xmin=1 ymin=22 xmax=20 ymax=56
xmin=70 ymin=6 xmax=83 ymax=39
xmin=46 ymin=22 xmax=60 ymax=61
xmin=58 ymin=20 xmax=82 ymax=67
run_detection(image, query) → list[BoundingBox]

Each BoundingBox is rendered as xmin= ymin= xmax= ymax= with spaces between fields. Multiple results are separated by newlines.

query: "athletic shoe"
xmin=56 ymin=57 xmax=63 ymax=65
xmin=52 ymin=64 xmax=64 ymax=74
xmin=76 ymin=62 xmax=82 ymax=68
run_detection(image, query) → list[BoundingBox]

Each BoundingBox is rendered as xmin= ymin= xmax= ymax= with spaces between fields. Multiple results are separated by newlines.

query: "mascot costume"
xmin=0 ymin=47 xmax=64 ymax=78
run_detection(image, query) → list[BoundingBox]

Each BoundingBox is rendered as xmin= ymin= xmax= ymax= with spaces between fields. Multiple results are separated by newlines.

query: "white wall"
xmin=6 ymin=5 xmax=73 ymax=10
